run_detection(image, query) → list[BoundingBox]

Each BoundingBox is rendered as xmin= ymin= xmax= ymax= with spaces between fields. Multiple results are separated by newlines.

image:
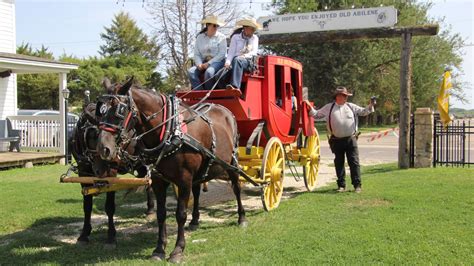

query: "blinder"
xmin=97 ymin=94 xmax=136 ymax=138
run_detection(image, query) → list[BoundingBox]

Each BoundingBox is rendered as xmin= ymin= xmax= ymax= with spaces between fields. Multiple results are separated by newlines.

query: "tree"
xmin=99 ymin=11 xmax=160 ymax=62
xmin=146 ymin=0 xmax=241 ymax=87
xmin=268 ymin=0 xmax=467 ymax=124
xmin=16 ymin=43 xmax=60 ymax=109
xmin=97 ymin=11 xmax=164 ymax=95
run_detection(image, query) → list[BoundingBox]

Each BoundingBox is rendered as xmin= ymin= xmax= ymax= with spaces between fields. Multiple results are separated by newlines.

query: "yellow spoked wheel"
xmin=302 ymin=128 xmax=321 ymax=191
xmin=260 ymin=137 xmax=285 ymax=211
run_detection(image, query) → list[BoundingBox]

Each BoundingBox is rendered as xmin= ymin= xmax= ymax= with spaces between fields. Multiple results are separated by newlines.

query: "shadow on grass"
xmin=313 ymin=187 xmax=339 ymax=194
xmin=0 ymin=196 xmax=265 ymax=264
xmin=56 ymin=198 xmax=82 ymax=204
xmin=0 ymin=213 xmax=237 ymax=264
xmin=0 ymin=216 xmax=155 ymax=264
xmin=362 ymin=163 xmax=398 ymax=175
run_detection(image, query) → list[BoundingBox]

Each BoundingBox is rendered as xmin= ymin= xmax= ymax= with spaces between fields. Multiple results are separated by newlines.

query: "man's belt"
xmin=330 ymin=133 xmax=359 ymax=140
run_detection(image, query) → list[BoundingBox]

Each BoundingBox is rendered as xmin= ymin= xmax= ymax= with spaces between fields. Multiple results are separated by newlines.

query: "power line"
xmin=26 ymin=40 xmax=100 ymax=45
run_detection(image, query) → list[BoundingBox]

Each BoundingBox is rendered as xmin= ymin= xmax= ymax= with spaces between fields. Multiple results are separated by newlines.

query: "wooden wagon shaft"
xmin=82 ymin=183 xmax=144 ymax=196
xmin=60 ymin=176 xmax=151 ymax=185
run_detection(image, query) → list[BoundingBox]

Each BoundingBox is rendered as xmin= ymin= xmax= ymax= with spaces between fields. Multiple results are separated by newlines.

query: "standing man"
xmin=306 ymin=87 xmax=375 ymax=193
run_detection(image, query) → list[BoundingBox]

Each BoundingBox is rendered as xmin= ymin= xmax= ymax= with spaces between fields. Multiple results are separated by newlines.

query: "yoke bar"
xmin=60 ymin=176 xmax=151 ymax=185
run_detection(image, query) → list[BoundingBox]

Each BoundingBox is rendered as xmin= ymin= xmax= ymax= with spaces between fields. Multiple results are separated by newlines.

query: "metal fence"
xmin=433 ymin=115 xmax=473 ymax=167
xmin=409 ymin=114 xmax=415 ymax=168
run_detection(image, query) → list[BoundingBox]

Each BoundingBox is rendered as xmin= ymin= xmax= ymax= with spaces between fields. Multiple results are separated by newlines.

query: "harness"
xmin=99 ymin=90 xmax=248 ymax=185
xmin=140 ymin=96 xmax=224 ymax=184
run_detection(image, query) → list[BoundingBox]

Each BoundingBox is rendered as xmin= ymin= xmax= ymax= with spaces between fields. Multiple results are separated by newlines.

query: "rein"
xmin=134 ymin=67 xmax=230 ymax=141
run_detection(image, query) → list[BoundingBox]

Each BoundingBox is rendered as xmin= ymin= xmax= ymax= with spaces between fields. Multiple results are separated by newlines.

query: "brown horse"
xmin=69 ymin=96 xmax=155 ymax=249
xmin=96 ymin=78 xmax=246 ymax=263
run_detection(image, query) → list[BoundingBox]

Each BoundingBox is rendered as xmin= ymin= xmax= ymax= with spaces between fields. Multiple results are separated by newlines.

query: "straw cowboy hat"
xmin=200 ymin=15 xmax=224 ymax=27
xmin=334 ymin=86 xmax=353 ymax=96
xmin=236 ymin=16 xmax=262 ymax=30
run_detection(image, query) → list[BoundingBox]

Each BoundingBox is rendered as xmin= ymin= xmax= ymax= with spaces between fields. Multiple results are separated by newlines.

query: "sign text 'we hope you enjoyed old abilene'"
xmin=257 ymin=6 xmax=398 ymax=35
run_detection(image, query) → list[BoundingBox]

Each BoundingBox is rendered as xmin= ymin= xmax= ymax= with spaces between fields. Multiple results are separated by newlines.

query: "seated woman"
xmin=188 ymin=15 xmax=227 ymax=90
xmin=218 ymin=16 xmax=261 ymax=91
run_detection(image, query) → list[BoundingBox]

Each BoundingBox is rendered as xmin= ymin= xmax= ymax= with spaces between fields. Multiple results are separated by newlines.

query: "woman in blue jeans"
xmin=188 ymin=15 xmax=227 ymax=90
xmin=218 ymin=16 xmax=261 ymax=91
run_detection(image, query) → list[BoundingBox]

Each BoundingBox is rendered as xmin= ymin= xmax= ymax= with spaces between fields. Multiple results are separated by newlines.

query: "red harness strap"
xmin=99 ymin=124 xmax=117 ymax=134
xmin=123 ymin=110 xmax=133 ymax=130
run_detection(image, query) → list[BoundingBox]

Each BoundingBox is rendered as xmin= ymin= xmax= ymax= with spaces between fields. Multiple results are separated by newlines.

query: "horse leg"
xmin=168 ymin=183 xmax=191 ymax=263
xmin=230 ymin=172 xmax=248 ymax=227
xmin=77 ymin=184 xmax=93 ymax=245
xmin=188 ymin=183 xmax=201 ymax=231
xmin=104 ymin=191 xmax=117 ymax=249
xmin=151 ymin=178 xmax=169 ymax=261
xmin=145 ymin=185 xmax=156 ymax=217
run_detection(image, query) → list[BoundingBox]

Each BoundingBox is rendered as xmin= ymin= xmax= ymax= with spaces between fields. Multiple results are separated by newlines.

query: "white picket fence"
xmin=7 ymin=115 xmax=78 ymax=152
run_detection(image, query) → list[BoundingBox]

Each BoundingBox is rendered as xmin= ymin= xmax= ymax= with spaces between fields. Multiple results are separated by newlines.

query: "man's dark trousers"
xmin=330 ymin=136 xmax=361 ymax=189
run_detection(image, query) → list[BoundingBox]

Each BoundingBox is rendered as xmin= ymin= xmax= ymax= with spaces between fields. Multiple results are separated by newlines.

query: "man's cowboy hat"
xmin=334 ymin=86 xmax=353 ymax=96
xmin=200 ymin=15 xmax=224 ymax=27
xmin=236 ymin=16 xmax=262 ymax=30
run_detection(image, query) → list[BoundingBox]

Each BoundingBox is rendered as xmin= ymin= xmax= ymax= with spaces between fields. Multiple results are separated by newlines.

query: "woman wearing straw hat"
xmin=188 ymin=15 xmax=227 ymax=90
xmin=220 ymin=16 xmax=261 ymax=91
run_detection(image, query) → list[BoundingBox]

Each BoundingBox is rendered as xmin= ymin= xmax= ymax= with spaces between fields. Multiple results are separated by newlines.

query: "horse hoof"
xmin=239 ymin=220 xmax=248 ymax=228
xmin=76 ymin=236 xmax=89 ymax=246
xmin=168 ymin=253 xmax=183 ymax=264
xmin=104 ymin=242 xmax=117 ymax=250
xmin=151 ymin=252 xmax=166 ymax=261
xmin=188 ymin=223 xmax=199 ymax=231
xmin=76 ymin=239 xmax=89 ymax=246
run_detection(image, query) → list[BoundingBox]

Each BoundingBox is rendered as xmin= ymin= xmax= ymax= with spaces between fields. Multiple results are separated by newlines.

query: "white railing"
xmin=7 ymin=115 xmax=78 ymax=152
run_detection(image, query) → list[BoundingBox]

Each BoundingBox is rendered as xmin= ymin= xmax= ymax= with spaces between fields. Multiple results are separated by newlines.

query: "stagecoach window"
xmin=275 ymin=65 xmax=283 ymax=108
xmin=291 ymin=68 xmax=299 ymax=98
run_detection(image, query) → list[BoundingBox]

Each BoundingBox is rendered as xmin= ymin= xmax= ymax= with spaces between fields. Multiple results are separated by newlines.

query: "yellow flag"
xmin=437 ymin=70 xmax=452 ymax=127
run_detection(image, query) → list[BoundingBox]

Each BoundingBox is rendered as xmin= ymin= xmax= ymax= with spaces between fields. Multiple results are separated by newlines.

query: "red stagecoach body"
xmin=177 ymin=55 xmax=315 ymax=147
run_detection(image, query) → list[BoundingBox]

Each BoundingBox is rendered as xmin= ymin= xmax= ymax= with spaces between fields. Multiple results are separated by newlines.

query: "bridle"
xmin=97 ymin=88 xmax=169 ymax=165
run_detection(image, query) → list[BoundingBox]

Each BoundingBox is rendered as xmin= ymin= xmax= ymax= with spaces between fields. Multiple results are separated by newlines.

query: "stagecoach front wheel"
xmin=260 ymin=137 xmax=285 ymax=211
xmin=302 ymin=128 xmax=321 ymax=191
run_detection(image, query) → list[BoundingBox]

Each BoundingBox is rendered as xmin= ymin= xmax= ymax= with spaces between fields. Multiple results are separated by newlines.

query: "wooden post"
xmin=398 ymin=32 xmax=412 ymax=169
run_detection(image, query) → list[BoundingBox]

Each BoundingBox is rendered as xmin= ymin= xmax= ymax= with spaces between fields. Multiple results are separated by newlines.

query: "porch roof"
xmin=0 ymin=52 xmax=78 ymax=74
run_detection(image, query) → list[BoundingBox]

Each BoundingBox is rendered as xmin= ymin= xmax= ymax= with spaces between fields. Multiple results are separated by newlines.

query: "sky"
xmin=14 ymin=0 xmax=474 ymax=109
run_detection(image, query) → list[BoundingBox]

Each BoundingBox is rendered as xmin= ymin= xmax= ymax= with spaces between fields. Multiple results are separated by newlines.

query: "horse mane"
xmin=82 ymin=102 xmax=98 ymax=125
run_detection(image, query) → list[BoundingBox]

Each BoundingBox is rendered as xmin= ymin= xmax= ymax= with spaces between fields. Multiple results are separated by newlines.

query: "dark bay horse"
xmin=96 ymin=78 xmax=246 ymax=263
xmin=69 ymin=96 xmax=155 ymax=248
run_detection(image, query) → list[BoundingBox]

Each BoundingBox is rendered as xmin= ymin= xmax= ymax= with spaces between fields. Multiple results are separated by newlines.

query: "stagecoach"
xmin=59 ymin=54 xmax=321 ymax=262
xmin=61 ymin=55 xmax=320 ymax=212
xmin=177 ymin=55 xmax=321 ymax=211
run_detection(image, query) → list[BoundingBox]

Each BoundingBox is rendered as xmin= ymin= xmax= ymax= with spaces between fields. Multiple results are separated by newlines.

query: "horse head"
xmin=96 ymin=77 xmax=165 ymax=168
xmin=70 ymin=100 xmax=119 ymax=177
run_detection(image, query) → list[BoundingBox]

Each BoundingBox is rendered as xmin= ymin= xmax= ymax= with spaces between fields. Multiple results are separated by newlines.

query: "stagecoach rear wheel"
xmin=260 ymin=137 xmax=285 ymax=211
xmin=302 ymin=127 xmax=321 ymax=191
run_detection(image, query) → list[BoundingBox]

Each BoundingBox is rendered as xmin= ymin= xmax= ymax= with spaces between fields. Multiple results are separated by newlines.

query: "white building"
xmin=0 ymin=0 xmax=78 ymax=161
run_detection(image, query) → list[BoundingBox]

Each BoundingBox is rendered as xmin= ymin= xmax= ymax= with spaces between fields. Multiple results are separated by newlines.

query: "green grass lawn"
xmin=0 ymin=164 xmax=472 ymax=264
